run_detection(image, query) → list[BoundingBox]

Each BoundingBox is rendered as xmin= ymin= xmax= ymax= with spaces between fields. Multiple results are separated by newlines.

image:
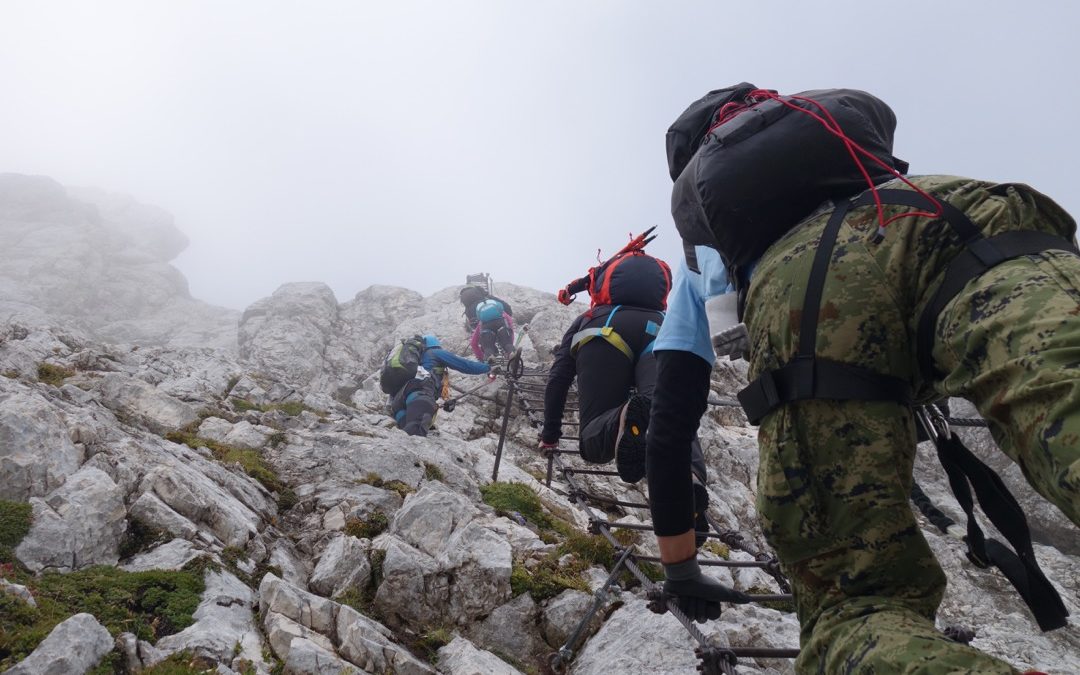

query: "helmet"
xmin=422 ymin=335 xmax=441 ymax=349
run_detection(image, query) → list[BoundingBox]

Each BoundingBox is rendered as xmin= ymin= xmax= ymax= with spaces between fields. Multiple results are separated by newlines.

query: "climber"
xmin=383 ymin=334 xmax=492 ymax=437
xmin=539 ymin=244 xmax=712 ymax=544
xmin=649 ymin=83 xmax=1080 ymax=673
xmin=459 ymin=285 xmax=515 ymax=360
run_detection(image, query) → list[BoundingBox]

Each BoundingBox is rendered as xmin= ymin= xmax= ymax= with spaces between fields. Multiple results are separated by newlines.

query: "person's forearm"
xmin=647 ymin=349 xmax=711 ymax=536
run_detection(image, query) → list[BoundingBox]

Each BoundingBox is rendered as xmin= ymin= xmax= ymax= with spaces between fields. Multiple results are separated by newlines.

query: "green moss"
xmin=343 ymin=511 xmax=389 ymax=540
xmin=423 ymin=462 xmax=444 ymax=482
xmin=612 ymin=527 xmax=640 ymax=548
xmin=357 ymin=472 xmax=384 ymax=488
xmin=36 ymin=363 xmax=74 ymax=387
xmin=746 ymin=584 xmax=795 ymax=612
xmin=510 ymin=557 xmax=589 ymax=602
xmin=2 ymin=370 xmax=19 ymax=379
xmin=702 ymin=540 xmax=730 ymax=559
xmin=480 ymin=482 xmax=569 ymax=536
xmin=383 ymin=480 xmax=414 ymax=499
xmin=558 ymin=531 xmax=614 ymax=568
xmin=267 ymin=432 xmax=287 ymax=448
xmin=230 ymin=398 xmax=262 ymax=413
xmin=165 ymin=432 xmax=285 ymax=495
xmin=220 ymin=546 xmax=247 ymax=568
xmin=0 ymin=565 xmax=205 ymax=669
xmin=0 ymin=500 xmax=32 ymax=563
xmin=141 ymin=650 xmax=218 ymax=673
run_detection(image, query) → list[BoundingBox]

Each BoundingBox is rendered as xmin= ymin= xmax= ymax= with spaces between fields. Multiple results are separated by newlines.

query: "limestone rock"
xmin=93 ymin=373 xmax=199 ymax=434
xmin=283 ymin=637 xmax=361 ymax=675
xmin=0 ymin=389 xmax=83 ymax=501
xmin=436 ymin=636 xmax=524 ymax=675
xmin=4 ymin=612 xmax=112 ymax=675
xmin=540 ymin=589 xmax=598 ymax=649
xmin=16 ymin=466 xmax=125 ymax=572
xmin=121 ymin=538 xmax=203 ymax=572
xmin=153 ymin=571 xmax=266 ymax=670
xmin=309 ymin=534 xmax=371 ymax=598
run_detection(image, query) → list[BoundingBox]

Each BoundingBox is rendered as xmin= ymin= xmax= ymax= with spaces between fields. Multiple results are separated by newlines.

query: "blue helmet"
xmin=422 ymin=335 xmax=441 ymax=349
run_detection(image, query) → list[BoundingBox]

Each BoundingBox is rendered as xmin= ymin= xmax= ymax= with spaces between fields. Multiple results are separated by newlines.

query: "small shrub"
xmin=267 ymin=432 xmax=287 ymax=448
xmin=0 ymin=500 xmax=32 ymax=563
xmin=343 ymin=511 xmax=389 ymax=540
xmin=36 ymin=363 xmax=74 ymax=387
xmin=416 ymin=627 xmax=453 ymax=663
xmin=383 ymin=480 xmax=414 ymax=498
xmin=423 ymin=462 xmax=444 ymax=482
xmin=276 ymin=488 xmax=298 ymax=512
xmin=231 ymin=398 xmax=262 ymax=413
xmin=357 ymin=472 xmax=384 ymax=488
xmin=118 ymin=519 xmax=168 ymax=560
xmin=559 ymin=531 xmax=614 ymax=568
xmin=510 ymin=557 xmax=589 ymax=602
xmin=702 ymin=541 xmax=730 ymax=559
xmin=480 ymin=482 xmax=567 ymax=536
xmin=0 ymin=565 xmax=205 ymax=669
xmin=636 ymin=561 xmax=666 ymax=583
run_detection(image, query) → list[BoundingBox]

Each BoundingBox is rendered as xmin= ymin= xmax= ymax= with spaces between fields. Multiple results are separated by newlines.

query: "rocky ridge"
xmin=1 ymin=179 xmax=1078 ymax=674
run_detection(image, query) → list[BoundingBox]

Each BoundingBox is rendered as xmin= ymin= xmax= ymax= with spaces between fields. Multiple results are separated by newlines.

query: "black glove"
xmin=443 ymin=399 xmax=457 ymax=412
xmin=662 ymin=558 xmax=749 ymax=623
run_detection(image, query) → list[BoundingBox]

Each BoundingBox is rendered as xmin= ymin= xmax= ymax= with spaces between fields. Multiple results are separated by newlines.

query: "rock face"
xmin=4 ymin=613 xmax=113 ymax=675
xmin=0 ymin=173 xmax=238 ymax=349
xmin=0 ymin=173 xmax=1077 ymax=675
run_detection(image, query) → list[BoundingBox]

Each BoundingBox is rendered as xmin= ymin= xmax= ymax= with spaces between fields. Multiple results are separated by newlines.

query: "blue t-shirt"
xmin=654 ymin=246 xmax=734 ymax=365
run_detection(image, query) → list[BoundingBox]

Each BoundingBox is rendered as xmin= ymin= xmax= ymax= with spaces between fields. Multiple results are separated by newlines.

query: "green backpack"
xmin=379 ymin=335 xmax=426 ymax=395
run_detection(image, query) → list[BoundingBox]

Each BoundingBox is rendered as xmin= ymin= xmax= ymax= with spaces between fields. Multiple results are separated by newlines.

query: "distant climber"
xmin=459 ymin=285 xmax=515 ymax=360
xmin=380 ymin=334 xmax=492 ymax=436
xmin=650 ymin=83 xmax=1080 ymax=673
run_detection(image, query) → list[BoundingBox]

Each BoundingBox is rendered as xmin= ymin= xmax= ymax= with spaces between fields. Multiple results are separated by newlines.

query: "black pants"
xmin=478 ymin=318 xmax=514 ymax=359
xmin=391 ymin=377 xmax=437 ymax=436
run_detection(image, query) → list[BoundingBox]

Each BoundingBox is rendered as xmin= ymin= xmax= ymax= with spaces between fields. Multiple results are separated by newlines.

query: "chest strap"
xmin=570 ymin=306 xmax=662 ymax=361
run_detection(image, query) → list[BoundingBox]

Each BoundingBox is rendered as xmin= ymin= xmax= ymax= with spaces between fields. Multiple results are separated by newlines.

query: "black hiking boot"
xmin=616 ymin=394 xmax=651 ymax=483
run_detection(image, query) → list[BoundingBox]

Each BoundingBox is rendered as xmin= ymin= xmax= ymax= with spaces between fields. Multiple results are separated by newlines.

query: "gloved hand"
xmin=711 ymin=322 xmax=749 ymax=361
xmin=442 ymin=399 xmax=457 ymax=413
xmin=538 ymin=438 xmax=558 ymax=455
xmin=662 ymin=558 xmax=749 ymax=623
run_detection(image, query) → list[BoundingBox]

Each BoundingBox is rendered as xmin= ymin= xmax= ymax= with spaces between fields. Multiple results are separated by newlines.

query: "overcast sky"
xmin=2 ymin=1 xmax=1078 ymax=310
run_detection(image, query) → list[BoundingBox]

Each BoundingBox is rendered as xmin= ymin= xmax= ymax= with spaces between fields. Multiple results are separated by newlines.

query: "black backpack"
xmin=379 ymin=335 xmax=426 ymax=395
xmin=587 ymin=251 xmax=672 ymax=311
xmin=668 ymin=87 xmax=908 ymax=275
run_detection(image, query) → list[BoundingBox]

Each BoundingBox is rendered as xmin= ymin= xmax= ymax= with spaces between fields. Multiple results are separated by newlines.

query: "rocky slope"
xmin=1 ymin=179 xmax=1078 ymax=674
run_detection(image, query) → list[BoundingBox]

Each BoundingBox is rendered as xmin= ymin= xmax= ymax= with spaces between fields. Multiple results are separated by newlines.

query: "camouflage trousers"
xmin=744 ymin=177 xmax=1080 ymax=674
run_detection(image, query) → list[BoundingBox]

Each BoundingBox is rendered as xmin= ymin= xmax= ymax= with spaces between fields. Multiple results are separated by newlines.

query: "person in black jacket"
xmin=460 ymin=285 xmax=515 ymax=359
xmin=540 ymin=253 xmax=710 ymax=541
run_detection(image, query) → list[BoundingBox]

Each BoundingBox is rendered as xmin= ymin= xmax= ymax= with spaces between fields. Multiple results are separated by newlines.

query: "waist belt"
xmin=570 ymin=305 xmax=662 ymax=361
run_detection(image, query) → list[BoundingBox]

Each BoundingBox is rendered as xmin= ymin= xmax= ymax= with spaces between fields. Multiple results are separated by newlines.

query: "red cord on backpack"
xmin=712 ymin=88 xmax=944 ymax=241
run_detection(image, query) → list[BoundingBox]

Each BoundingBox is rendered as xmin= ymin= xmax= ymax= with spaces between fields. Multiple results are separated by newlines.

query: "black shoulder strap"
xmin=862 ymin=189 xmax=1079 ymax=380
xmin=739 ymin=199 xmax=913 ymax=423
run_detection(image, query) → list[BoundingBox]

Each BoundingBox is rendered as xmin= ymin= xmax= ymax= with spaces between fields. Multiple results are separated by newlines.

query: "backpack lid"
xmin=666 ymin=82 xmax=758 ymax=182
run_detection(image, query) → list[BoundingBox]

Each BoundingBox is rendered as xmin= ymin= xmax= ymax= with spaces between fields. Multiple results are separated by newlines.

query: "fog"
xmin=2 ymin=1 xmax=1077 ymax=310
